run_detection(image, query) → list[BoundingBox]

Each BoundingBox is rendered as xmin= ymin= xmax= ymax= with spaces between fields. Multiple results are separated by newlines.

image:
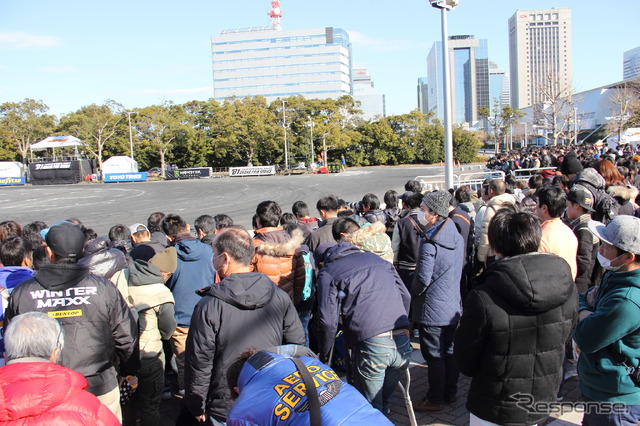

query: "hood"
xmin=34 ymin=263 xmax=90 ymax=291
xmin=254 ymin=228 xmax=304 ymax=257
xmin=127 ymin=259 xmax=164 ymax=287
xmin=0 ymin=267 xmax=34 ymax=291
xmin=425 ymin=218 xmax=460 ymax=251
xmin=200 ymin=272 xmax=275 ymax=310
xmin=82 ymin=236 xmax=110 ymax=256
xmin=323 ymin=242 xmax=363 ymax=265
xmin=0 ymin=362 xmax=88 ymax=421
xmin=78 ymin=241 xmax=127 ymax=280
xmin=488 ymin=192 xmax=516 ymax=209
xmin=174 ymin=238 xmax=211 ymax=262
xmin=576 ymin=167 xmax=605 ymax=190
xmin=607 ymin=185 xmax=638 ymax=202
xmin=480 ymin=252 xmax=575 ymax=313
xmin=344 ymin=221 xmax=386 ymax=247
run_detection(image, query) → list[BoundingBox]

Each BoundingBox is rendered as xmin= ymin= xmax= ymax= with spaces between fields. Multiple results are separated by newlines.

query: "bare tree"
xmin=606 ymin=79 xmax=640 ymax=142
xmin=533 ymin=72 xmax=577 ymax=145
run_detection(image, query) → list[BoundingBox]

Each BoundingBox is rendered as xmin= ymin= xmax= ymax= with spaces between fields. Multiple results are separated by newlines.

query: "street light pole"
xmin=431 ymin=0 xmax=458 ymax=190
xmin=282 ymin=100 xmax=289 ymax=171
xmin=574 ymin=108 xmax=578 ymax=145
xmin=523 ymin=122 xmax=528 ymax=148
xmin=125 ymin=111 xmax=135 ymax=161
xmin=307 ymin=116 xmax=315 ymax=165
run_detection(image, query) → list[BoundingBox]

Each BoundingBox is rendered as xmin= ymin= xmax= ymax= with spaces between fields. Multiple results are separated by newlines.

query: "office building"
xmin=352 ymin=66 xmax=385 ymax=121
xmin=211 ymin=27 xmax=352 ymax=103
xmin=508 ymin=8 xmax=572 ymax=109
xmin=417 ymin=77 xmax=429 ymax=114
xmin=623 ymin=46 xmax=640 ymax=80
xmin=489 ymin=62 xmax=510 ymax=110
xmin=427 ymin=35 xmax=489 ymax=125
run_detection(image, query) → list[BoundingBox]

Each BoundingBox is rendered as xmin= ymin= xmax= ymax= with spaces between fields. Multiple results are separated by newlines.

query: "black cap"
xmin=45 ymin=222 xmax=85 ymax=259
xmin=567 ymin=185 xmax=595 ymax=212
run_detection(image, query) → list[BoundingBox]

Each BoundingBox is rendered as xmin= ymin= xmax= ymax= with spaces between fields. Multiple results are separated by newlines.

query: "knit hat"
xmin=45 ymin=222 xmax=85 ymax=259
xmin=588 ymin=216 xmax=640 ymax=255
xmin=149 ymin=247 xmax=178 ymax=273
xmin=567 ymin=184 xmax=595 ymax=212
xmin=560 ymin=151 xmax=583 ymax=176
xmin=422 ymin=191 xmax=451 ymax=218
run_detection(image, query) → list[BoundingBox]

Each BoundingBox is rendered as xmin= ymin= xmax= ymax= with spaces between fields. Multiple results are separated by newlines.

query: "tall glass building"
xmin=211 ymin=27 xmax=352 ymax=103
xmin=623 ymin=46 xmax=640 ymax=80
xmin=489 ymin=62 xmax=510 ymax=110
xmin=427 ymin=35 xmax=489 ymax=125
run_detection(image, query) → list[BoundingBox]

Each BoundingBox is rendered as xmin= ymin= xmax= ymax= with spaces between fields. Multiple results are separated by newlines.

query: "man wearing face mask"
xmin=412 ymin=191 xmax=465 ymax=413
xmin=574 ymin=215 xmax=640 ymax=425
xmin=183 ymin=226 xmax=304 ymax=425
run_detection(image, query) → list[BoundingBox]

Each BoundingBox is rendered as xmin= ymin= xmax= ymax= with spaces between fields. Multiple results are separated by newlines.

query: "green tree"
xmin=500 ymin=105 xmax=525 ymax=150
xmin=0 ymin=99 xmax=56 ymax=170
xmin=453 ymin=127 xmax=482 ymax=163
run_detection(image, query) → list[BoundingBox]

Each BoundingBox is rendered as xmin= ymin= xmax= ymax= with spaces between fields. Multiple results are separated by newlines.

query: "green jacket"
xmin=574 ymin=268 xmax=640 ymax=404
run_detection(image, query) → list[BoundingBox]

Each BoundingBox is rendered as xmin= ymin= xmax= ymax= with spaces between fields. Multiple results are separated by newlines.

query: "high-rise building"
xmin=623 ymin=46 xmax=640 ymax=80
xmin=508 ymin=8 xmax=572 ymax=109
xmin=211 ymin=27 xmax=352 ymax=103
xmin=352 ymin=66 xmax=385 ymax=121
xmin=427 ymin=35 xmax=489 ymax=124
xmin=489 ymin=62 xmax=510 ymax=110
xmin=417 ymin=77 xmax=429 ymax=114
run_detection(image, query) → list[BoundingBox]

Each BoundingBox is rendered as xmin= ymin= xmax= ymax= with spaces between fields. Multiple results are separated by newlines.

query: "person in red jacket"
xmin=0 ymin=312 xmax=119 ymax=425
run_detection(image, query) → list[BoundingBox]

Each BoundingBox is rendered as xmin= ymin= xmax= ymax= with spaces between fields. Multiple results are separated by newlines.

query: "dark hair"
xmin=162 ymin=214 xmax=188 ymax=237
xmin=0 ymin=221 xmax=22 ymax=242
xmin=454 ymin=186 xmax=471 ymax=204
xmin=22 ymin=221 xmax=47 ymax=248
xmin=536 ymin=185 xmax=567 ymax=218
xmin=405 ymin=192 xmax=423 ymax=209
xmin=488 ymin=205 xmax=541 ymax=257
xmin=331 ymin=217 xmax=360 ymax=241
xmin=194 ymin=215 xmax=215 ymax=236
xmin=405 ymin=179 xmax=421 ymax=192
xmin=316 ymin=195 xmax=339 ymax=213
xmin=214 ymin=214 xmax=234 ymax=231
xmin=0 ymin=237 xmax=32 ymax=266
xmin=256 ymin=201 xmax=282 ymax=228
xmin=227 ymin=349 xmax=257 ymax=399
xmin=489 ymin=179 xmax=506 ymax=196
xmin=280 ymin=212 xmax=297 ymax=225
xmin=528 ymin=174 xmax=543 ymax=190
xmin=213 ymin=226 xmax=255 ymax=266
xmin=251 ymin=214 xmax=258 ymax=230
xmin=292 ymin=201 xmax=309 ymax=218
xmin=552 ymin=175 xmax=569 ymax=189
xmin=147 ymin=212 xmax=166 ymax=233
xmin=384 ymin=190 xmax=398 ymax=209
xmin=361 ymin=193 xmax=380 ymax=210
xmin=83 ymin=227 xmax=98 ymax=243
xmin=32 ymin=245 xmax=49 ymax=270
xmin=108 ymin=224 xmax=130 ymax=242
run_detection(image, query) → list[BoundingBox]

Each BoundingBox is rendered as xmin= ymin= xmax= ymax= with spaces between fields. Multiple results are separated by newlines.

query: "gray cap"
xmin=588 ymin=215 xmax=640 ymax=254
xmin=422 ymin=190 xmax=452 ymax=218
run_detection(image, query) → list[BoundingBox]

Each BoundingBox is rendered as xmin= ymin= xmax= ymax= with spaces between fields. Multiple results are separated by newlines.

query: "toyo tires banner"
xmin=229 ymin=166 xmax=276 ymax=177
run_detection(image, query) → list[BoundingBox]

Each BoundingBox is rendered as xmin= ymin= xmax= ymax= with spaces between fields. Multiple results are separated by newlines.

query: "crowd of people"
xmin=0 ymin=148 xmax=638 ymax=425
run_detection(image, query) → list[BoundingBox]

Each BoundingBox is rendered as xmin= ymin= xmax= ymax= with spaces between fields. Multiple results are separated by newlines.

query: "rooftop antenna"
xmin=268 ymin=0 xmax=282 ymax=30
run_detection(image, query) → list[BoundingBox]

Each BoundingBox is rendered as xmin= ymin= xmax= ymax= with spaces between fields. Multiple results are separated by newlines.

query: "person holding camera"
xmin=575 ymin=215 xmax=640 ymax=425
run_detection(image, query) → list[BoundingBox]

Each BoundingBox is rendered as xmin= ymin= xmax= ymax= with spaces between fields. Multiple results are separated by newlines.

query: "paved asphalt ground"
xmin=0 ymin=165 xmax=449 ymax=235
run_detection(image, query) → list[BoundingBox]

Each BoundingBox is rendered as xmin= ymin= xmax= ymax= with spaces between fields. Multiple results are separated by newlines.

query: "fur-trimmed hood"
xmin=344 ymin=221 xmax=386 ymax=247
xmin=607 ymin=185 xmax=638 ymax=201
xmin=254 ymin=227 xmax=304 ymax=257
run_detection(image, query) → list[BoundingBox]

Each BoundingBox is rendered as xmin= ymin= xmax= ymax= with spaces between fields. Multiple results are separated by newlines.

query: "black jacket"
xmin=130 ymin=239 xmax=166 ymax=262
xmin=184 ymin=272 xmax=304 ymax=422
xmin=454 ymin=253 xmax=577 ymax=425
xmin=79 ymin=237 xmax=127 ymax=280
xmin=5 ymin=263 xmax=139 ymax=396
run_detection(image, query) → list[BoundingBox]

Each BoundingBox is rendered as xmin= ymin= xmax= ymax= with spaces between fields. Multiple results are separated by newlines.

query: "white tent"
xmin=102 ymin=156 xmax=138 ymax=174
xmin=30 ymin=135 xmax=83 ymax=160
xmin=606 ymin=128 xmax=640 ymax=148
xmin=0 ymin=162 xmax=24 ymax=177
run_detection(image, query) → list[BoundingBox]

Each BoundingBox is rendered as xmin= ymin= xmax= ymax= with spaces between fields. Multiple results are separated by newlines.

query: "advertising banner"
xmin=165 ymin=167 xmax=213 ymax=180
xmin=0 ymin=177 xmax=25 ymax=186
xmin=103 ymin=172 xmax=147 ymax=183
xmin=229 ymin=166 xmax=276 ymax=177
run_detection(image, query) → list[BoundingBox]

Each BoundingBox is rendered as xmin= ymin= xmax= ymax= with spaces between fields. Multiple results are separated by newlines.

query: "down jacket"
xmin=252 ymin=227 xmax=305 ymax=303
xmin=79 ymin=237 xmax=127 ymax=280
xmin=475 ymin=193 xmax=516 ymax=262
xmin=0 ymin=360 xmax=120 ymax=425
xmin=455 ymin=253 xmax=577 ymax=425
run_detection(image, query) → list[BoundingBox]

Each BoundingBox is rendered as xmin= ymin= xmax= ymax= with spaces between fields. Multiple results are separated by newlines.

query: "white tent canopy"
xmin=31 ymin=135 xmax=83 ymax=151
xmin=102 ymin=156 xmax=138 ymax=174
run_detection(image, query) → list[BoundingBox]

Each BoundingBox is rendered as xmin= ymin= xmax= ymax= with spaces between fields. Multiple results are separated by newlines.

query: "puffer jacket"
xmin=363 ymin=209 xmax=387 ymax=224
xmin=455 ymin=252 xmax=577 ymax=425
xmin=0 ymin=360 xmax=120 ymax=425
xmin=476 ymin=193 xmax=516 ymax=262
xmin=607 ymin=185 xmax=638 ymax=216
xmin=252 ymin=227 xmax=305 ymax=303
xmin=79 ymin=237 xmax=127 ymax=280
xmin=412 ymin=218 xmax=464 ymax=326
xmin=343 ymin=221 xmax=394 ymax=263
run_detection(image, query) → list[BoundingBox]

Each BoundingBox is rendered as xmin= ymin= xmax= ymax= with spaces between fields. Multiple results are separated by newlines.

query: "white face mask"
xmin=597 ymin=252 xmax=624 ymax=272
xmin=417 ymin=210 xmax=428 ymax=226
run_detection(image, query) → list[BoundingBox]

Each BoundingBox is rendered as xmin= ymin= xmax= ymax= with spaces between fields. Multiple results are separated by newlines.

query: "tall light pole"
xmin=574 ymin=108 xmax=578 ymax=145
xmin=307 ymin=116 xmax=315 ymax=165
xmin=282 ymin=100 xmax=289 ymax=171
xmin=125 ymin=111 xmax=135 ymax=161
xmin=523 ymin=122 xmax=528 ymax=148
xmin=430 ymin=0 xmax=458 ymax=190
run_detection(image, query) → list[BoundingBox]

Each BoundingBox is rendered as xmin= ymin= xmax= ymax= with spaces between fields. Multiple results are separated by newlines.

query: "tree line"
xmin=0 ymin=95 xmax=483 ymax=173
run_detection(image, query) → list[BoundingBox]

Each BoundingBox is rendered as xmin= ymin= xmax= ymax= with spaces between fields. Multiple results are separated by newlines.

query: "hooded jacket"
xmin=5 ymin=263 xmax=139 ymax=395
xmin=252 ymin=227 xmax=305 ymax=303
xmin=455 ymin=253 xmax=577 ymax=425
xmin=184 ymin=272 xmax=305 ymax=422
xmin=0 ymin=360 xmax=120 ymax=425
xmin=476 ymin=193 xmax=516 ymax=262
xmin=412 ymin=218 xmax=464 ymax=326
xmin=344 ymin=221 xmax=394 ymax=263
xmin=127 ymin=260 xmax=176 ymax=359
xmin=166 ymin=234 xmax=214 ymax=326
xmin=316 ymin=243 xmax=410 ymax=362
xmin=607 ymin=185 xmax=639 ymax=217
xmin=0 ymin=266 xmax=34 ymax=355
xmin=574 ymin=268 xmax=640 ymax=405
xmin=78 ymin=237 xmax=127 ymax=280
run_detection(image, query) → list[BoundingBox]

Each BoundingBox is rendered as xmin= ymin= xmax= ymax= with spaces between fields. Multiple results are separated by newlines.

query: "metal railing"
xmin=415 ymin=170 xmax=506 ymax=191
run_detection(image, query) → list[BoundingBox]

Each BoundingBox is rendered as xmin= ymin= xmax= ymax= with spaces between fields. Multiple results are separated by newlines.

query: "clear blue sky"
xmin=1 ymin=0 xmax=638 ymax=118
